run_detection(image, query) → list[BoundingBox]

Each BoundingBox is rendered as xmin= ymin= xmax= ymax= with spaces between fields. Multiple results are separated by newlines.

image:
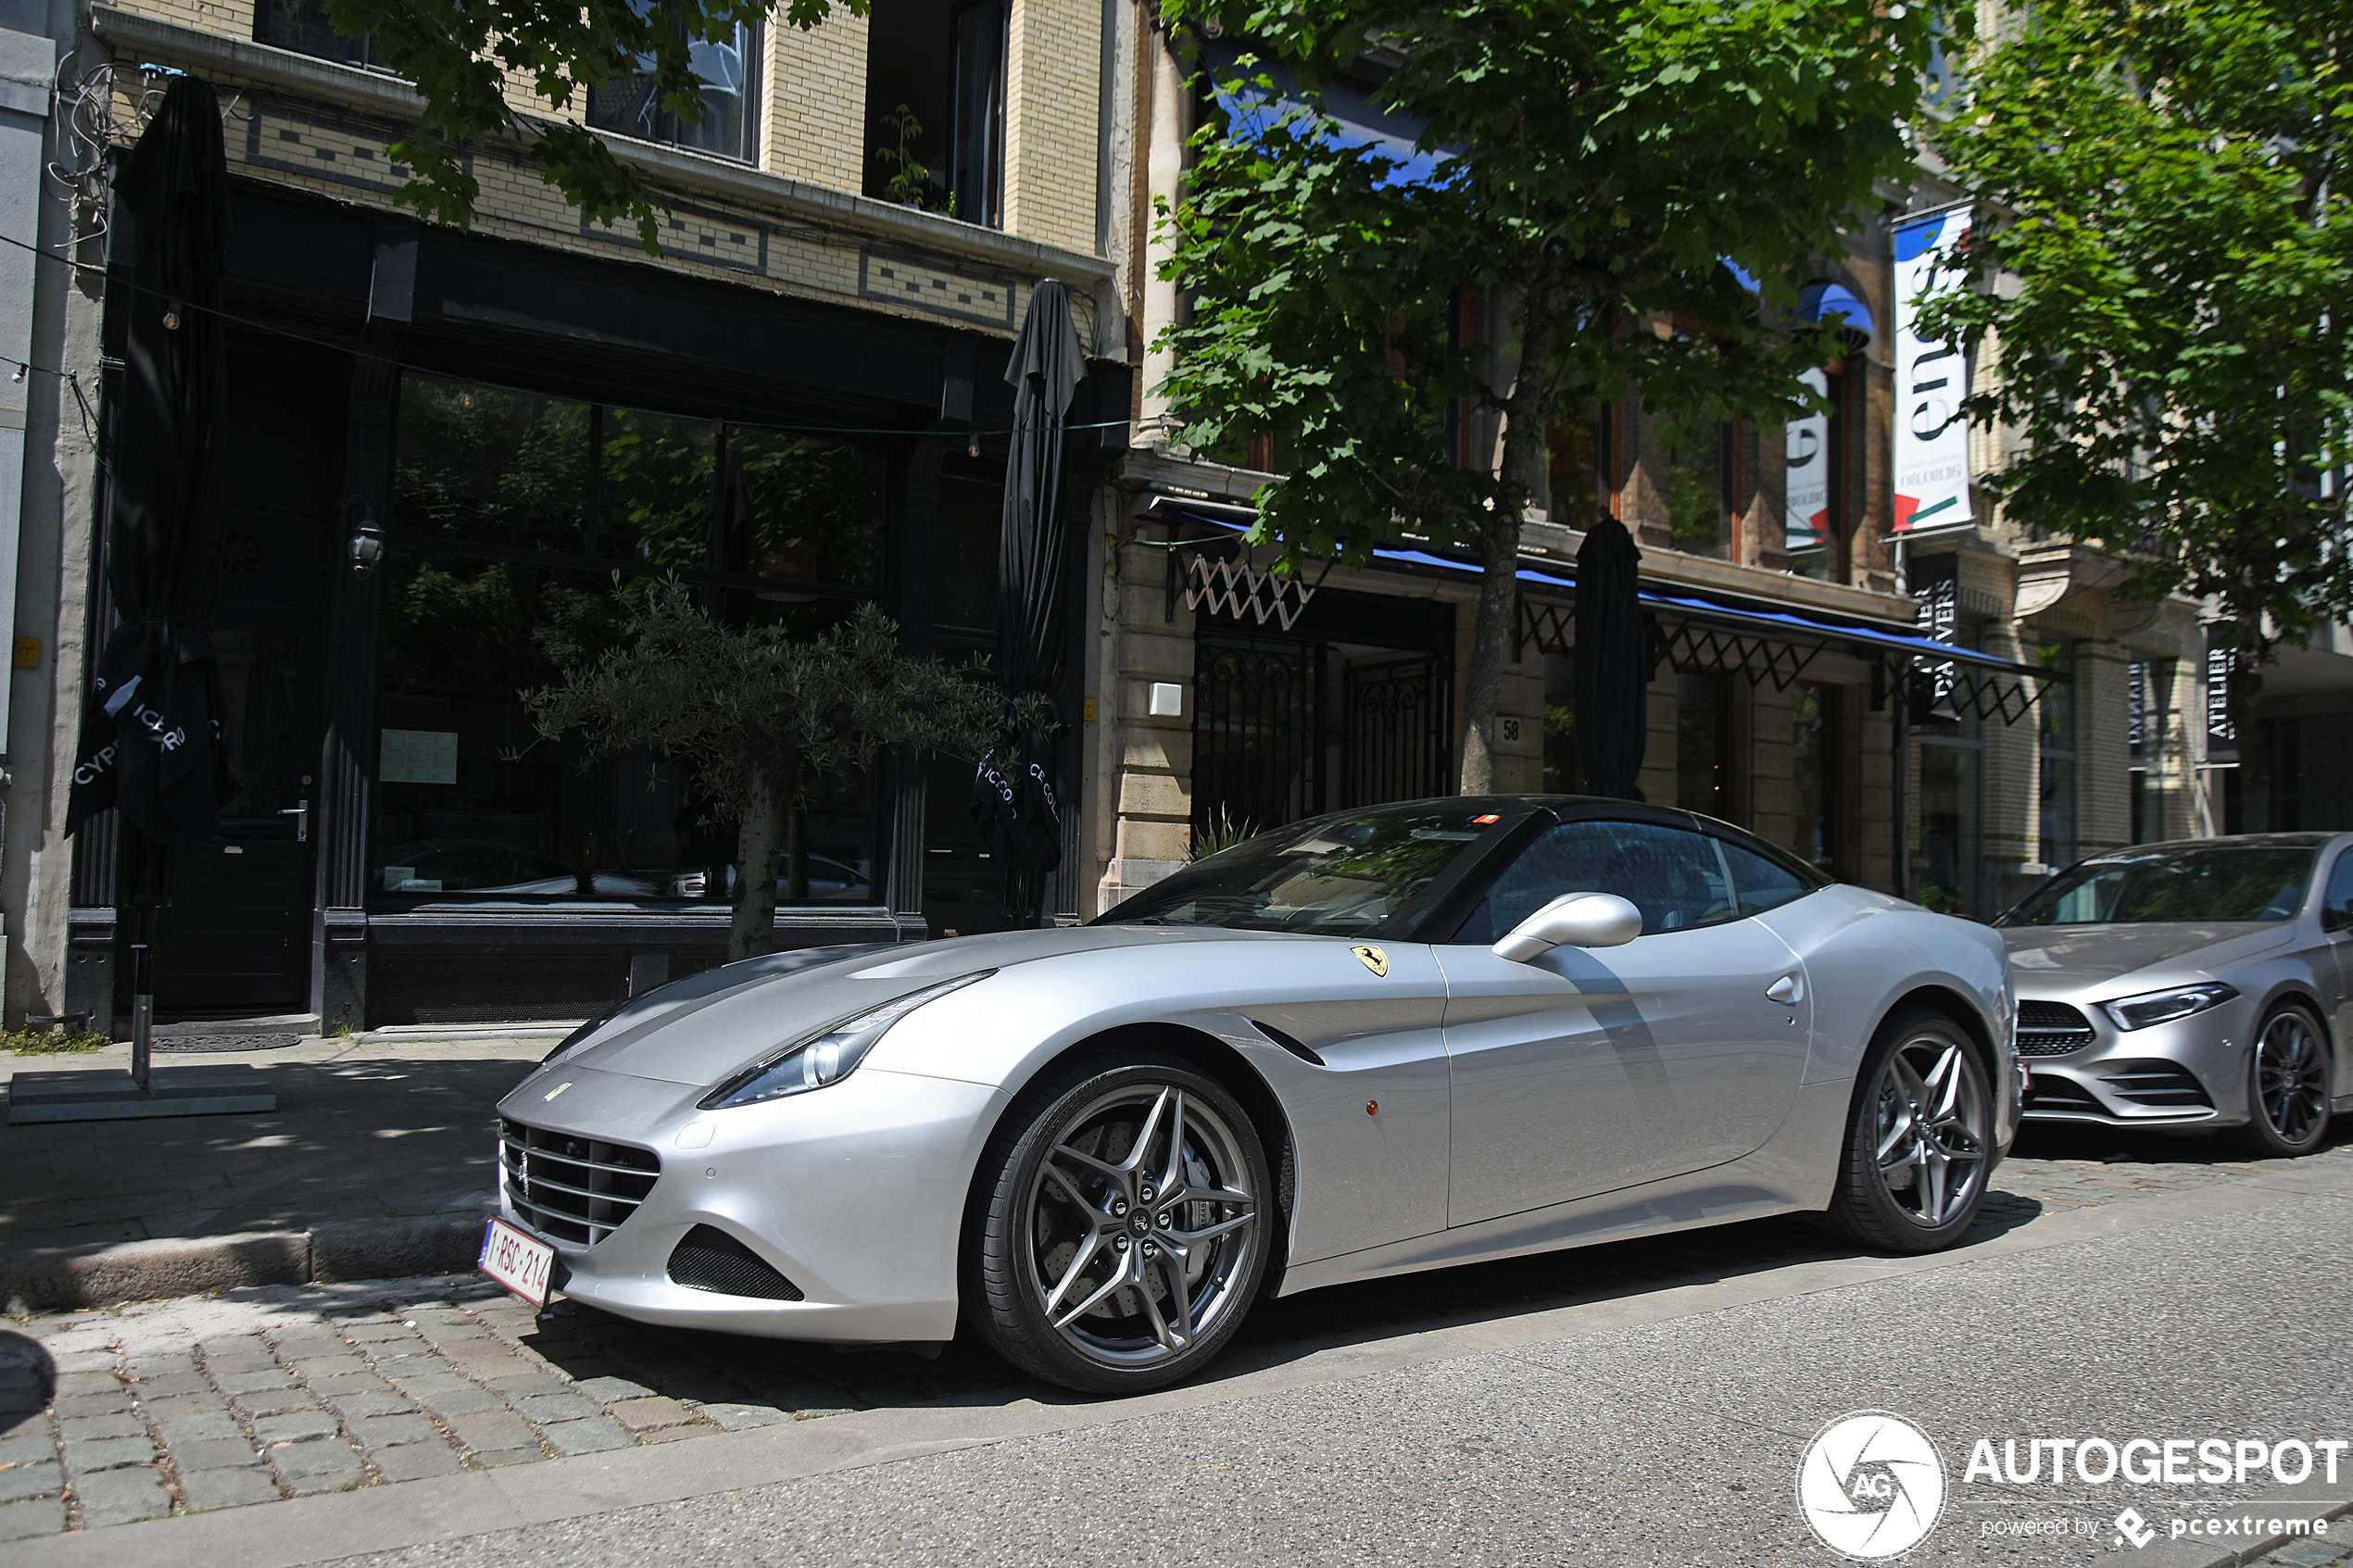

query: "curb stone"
xmin=0 ymin=1214 xmax=487 ymax=1310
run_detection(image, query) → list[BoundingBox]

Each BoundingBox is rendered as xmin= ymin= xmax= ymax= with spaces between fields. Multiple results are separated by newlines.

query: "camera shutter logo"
xmin=1796 ymin=1411 xmax=1946 ymax=1560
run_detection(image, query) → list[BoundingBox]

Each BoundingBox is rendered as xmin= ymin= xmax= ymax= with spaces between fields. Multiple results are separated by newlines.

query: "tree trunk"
xmin=729 ymin=758 xmax=786 ymax=960
xmin=785 ymin=791 xmax=810 ymax=901
xmin=1458 ymin=282 xmax=1565 ymax=796
xmin=2227 ymin=624 xmax=2271 ymax=834
xmin=1458 ymin=513 xmax=1520 ymax=794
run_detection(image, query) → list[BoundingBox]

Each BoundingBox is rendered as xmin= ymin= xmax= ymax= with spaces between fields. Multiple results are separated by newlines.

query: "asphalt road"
xmin=13 ymin=1122 xmax=2349 ymax=1568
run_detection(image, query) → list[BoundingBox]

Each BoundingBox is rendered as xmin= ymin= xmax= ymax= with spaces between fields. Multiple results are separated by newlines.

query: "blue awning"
xmin=1796 ymin=280 xmax=1873 ymax=345
xmin=1137 ymin=496 xmax=2058 ymax=682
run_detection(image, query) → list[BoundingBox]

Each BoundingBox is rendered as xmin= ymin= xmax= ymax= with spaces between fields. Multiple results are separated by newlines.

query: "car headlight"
xmin=2101 ymin=983 xmax=2239 ymax=1032
xmin=699 ymin=971 xmax=994 ymax=1110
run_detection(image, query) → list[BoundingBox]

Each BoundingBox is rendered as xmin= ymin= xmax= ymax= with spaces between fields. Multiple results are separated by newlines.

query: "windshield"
xmin=2001 ymin=846 xmax=2317 ymax=926
xmin=1096 ymin=804 xmax=1530 ymax=936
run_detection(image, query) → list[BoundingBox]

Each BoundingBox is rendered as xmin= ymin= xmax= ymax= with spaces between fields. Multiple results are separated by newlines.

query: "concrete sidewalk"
xmin=0 ymin=1036 xmax=551 ymax=1308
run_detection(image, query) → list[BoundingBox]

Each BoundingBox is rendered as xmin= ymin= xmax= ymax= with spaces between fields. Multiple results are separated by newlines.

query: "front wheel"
xmin=1825 ymin=1008 xmax=1994 ymax=1251
xmin=2232 ymin=1006 xmax=2332 ymax=1157
xmin=964 ymin=1055 xmax=1270 ymax=1395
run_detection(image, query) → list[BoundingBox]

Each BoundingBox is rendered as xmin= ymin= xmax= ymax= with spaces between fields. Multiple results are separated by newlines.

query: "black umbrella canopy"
xmin=65 ymin=76 xmax=236 ymax=844
xmin=972 ymin=281 xmax=1086 ymax=899
xmin=1572 ymin=517 xmax=1648 ymax=802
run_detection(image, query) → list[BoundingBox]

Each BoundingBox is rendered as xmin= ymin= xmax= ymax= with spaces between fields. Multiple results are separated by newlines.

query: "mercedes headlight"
xmin=2101 ymin=983 xmax=2238 ymax=1032
xmin=700 ymin=972 xmax=994 ymax=1110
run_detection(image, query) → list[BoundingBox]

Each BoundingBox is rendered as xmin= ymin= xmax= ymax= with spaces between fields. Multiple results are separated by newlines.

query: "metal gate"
xmin=1192 ymin=634 xmax=1323 ymax=840
xmin=1343 ymin=656 xmax=1453 ymax=806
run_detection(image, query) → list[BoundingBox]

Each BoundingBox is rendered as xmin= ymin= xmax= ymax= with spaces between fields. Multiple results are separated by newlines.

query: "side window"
xmin=2323 ymin=850 xmax=2353 ymax=933
xmin=1721 ymin=840 xmax=1813 ymax=917
xmin=1465 ymin=821 xmax=1737 ymax=941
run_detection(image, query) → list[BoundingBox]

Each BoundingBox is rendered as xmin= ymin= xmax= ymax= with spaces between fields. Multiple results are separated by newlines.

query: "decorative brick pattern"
xmin=858 ymin=250 xmax=1018 ymax=328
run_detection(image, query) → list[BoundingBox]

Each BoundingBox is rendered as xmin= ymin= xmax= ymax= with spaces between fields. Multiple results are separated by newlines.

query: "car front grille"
xmin=2098 ymin=1060 xmax=2215 ymax=1111
xmin=499 ymin=1118 xmax=660 ymax=1247
xmin=2016 ymin=999 xmax=2096 ymax=1058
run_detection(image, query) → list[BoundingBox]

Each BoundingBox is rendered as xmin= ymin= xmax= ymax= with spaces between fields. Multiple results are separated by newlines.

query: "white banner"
xmin=1892 ymin=210 xmax=1972 ymax=533
xmin=1786 ymin=367 xmax=1830 ymax=556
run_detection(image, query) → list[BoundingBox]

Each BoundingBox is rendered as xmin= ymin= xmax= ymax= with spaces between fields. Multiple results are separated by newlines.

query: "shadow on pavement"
xmin=0 ymin=1328 xmax=56 ymax=1437
xmin=509 ymin=1183 xmax=2055 ymax=1418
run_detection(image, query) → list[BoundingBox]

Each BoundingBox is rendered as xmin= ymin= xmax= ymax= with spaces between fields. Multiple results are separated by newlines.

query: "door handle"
xmin=1766 ymin=974 xmax=1802 ymax=1005
xmin=278 ymin=800 xmax=309 ymax=843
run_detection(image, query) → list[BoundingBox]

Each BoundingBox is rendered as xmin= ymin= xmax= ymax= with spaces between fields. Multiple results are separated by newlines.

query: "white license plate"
xmin=479 ymin=1217 xmax=557 ymax=1307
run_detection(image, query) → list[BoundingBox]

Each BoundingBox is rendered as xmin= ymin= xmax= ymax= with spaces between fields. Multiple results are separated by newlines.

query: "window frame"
xmin=585 ymin=8 xmax=766 ymax=166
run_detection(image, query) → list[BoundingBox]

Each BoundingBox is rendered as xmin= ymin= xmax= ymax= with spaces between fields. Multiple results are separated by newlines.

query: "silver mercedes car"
xmin=1995 ymin=833 xmax=2350 ymax=1154
xmin=494 ymin=797 xmax=2018 ymax=1393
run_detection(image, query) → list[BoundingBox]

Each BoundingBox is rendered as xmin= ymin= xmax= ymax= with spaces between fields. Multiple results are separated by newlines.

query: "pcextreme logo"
xmin=1797 ymin=1411 xmax=1947 ymax=1560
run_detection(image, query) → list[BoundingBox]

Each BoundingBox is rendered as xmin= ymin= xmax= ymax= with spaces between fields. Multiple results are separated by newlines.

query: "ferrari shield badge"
xmin=1351 ymin=945 xmax=1389 ymax=977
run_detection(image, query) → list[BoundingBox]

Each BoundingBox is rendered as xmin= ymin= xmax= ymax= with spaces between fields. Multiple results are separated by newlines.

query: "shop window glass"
xmin=1919 ymin=739 xmax=1982 ymax=915
xmin=1677 ymin=671 xmax=1732 ymax=820
xmin=1790 ymin=683 xmax=1837 ymax=872
xmin=254 ymin=0 xmax=388 ymax=69
xmin=1541 ymin=651 xmax=1579 ymax=793
xmin=379 ymin=371 xmax=885 ymax=905
xmin=1785 ymin=368 xmax=1837 ymax=580
xmin=588 ymin=3 xmax=762 ymax=164
xmin=1667 ymin=422 xmax=1732 ymax=558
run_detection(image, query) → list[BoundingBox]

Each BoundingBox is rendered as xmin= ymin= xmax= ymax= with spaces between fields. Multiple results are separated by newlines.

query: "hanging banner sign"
xmin=2204 ymin=633 xmax=2238 ymax=766
xmin=1892 ymin=210 xmax=1972 ymax=534
xmin=1908 ymin=550 xmax=1959 ymax=719
xmin=1786 ymin=367 xmax=1831 ymax=557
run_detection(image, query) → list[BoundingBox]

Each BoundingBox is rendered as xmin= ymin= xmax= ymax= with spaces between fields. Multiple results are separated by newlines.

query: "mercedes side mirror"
xmin=1492 ymin=893 xmax=1643 ymax=962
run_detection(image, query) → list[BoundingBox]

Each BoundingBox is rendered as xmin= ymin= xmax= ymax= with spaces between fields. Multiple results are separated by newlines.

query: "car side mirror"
xmin=1492 ymin=893 xmax=1643 ymax=962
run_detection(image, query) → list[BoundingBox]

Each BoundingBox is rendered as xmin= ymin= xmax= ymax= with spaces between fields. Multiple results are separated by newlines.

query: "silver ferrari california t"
xmin=493 ymin=797 xmax=2018 ymax=1393
xmin=1995 ymin=833 xmax=2350 ymax=1154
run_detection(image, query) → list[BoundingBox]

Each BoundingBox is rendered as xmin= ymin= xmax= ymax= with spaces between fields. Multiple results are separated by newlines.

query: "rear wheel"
xmin=2232 ymin=1006 xmax=2331 ymax=1157
xmin=964 ymin=1055 xmax=1270 ymax=1395
xmin=1825 ymin=1008 xmax=1993 ymax=1251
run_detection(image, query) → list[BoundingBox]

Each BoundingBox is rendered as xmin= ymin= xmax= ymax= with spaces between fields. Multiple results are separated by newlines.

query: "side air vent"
xmin=2016 ymin=999 xmax=2096 ymax=1058
xmin=2022 ymin=1075 xmax=2104 ymax=1116
xmin=666 ymin=1225 xmax=805 ymax=1301
xmin=1249 ymin=1020 xmax=1325 ymax=1067
xmin=2099 ymin=1060 xmax=2215 ymax=1111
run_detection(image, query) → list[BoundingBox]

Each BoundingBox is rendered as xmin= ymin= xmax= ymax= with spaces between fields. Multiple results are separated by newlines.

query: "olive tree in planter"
xmin=528 ymin=579 xmax=1008 ymax=960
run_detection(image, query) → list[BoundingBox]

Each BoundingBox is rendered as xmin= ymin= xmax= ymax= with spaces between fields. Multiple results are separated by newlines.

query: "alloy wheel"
xmin=1023 ymin=1083 xmax=1259 ymax=1371
xmin=2255 ymin=1010 xmax=2329 ymax=1148
xmin=1871 ymin=1034 xmax=1991 ymax=1229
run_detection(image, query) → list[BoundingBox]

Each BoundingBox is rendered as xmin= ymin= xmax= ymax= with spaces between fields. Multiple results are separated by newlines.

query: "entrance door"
xmin=154 ymin=626 xmax=321 ymax=1016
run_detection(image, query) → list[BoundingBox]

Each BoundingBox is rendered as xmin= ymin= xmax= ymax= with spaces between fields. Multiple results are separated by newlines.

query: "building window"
xmin=2038 ymin=641 xmax=2078 ymax=868
xmin=1677 ymin=670 xmax=1733 ymax=819
xmin=377 ymin=372 xmax=885 ymax=906
xmin=1785 ymin=367 xmax=1840 ymax=581
xmin=253 ymin=0 xmax=387 ymax=69
xmin=2129 ymin=658 xmax=2174 ymax=843
xmin=1667 ymin=421 xmax=1733 ymax=559
xmin=587 ymin=5 xmax=762 ymax=164
xmin=862 ymin=0 xmax=1007 ymax=224
xmin=1538 ymin=402 xmax=1606 ymax=526
xmin=1790 ymin=682 xmax=1838 ymax=872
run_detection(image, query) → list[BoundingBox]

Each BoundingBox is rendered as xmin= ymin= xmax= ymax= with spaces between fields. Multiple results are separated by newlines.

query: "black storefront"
xmin=66 ymin=184 xmax=1124 ymax=1030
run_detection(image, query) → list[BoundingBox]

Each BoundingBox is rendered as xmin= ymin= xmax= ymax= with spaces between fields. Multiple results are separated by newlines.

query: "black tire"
xmin=963 ymin=1053 xmax=1271 ymax=1395
xmin=1824 ymin=1007 xmax=1994 ymax=1252
xmin=2230 ymin=1004 xmax=2333 ymax=1158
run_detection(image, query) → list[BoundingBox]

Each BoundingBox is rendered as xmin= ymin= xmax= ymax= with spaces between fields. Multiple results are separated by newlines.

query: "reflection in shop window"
xmin=1541 ymin=651 xmax=1579 ymax=793
xmin=587 ymin=2 xmax=762 ymax=163
xmin=377 ymin=371 xmax=884 ymax=904
xmin=1677 ymin=671 xmax=1732 ymax=820
xmin=1790 ymin=683 xmax=1838 ymax=872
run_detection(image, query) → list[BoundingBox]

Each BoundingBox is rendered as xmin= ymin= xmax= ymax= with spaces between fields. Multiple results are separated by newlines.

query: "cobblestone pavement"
xmin=2253 ymin=1529 xmax=2353 ymax=1568
xmin=0 ymin=1120 xmax=2344 ymax=1539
